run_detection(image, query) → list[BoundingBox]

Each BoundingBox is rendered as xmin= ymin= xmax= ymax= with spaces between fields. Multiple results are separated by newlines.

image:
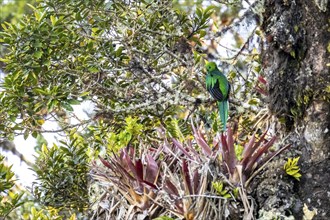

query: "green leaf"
xmin=41 ymin=144 xmax=49 ymax=154
xmin=34 ymin=11 xmax=41 ymax=22
xmin=199 ymin=30 xmax=206 ymax=38
xmin=80 ymin=91 xmax=90 ymax=98
xmin=67 ymin=99 xmax=81 ymax=105
xmin=189 ymin=36 xmax=201 ymax=44
xmin=34 ymin=88 xmax=48 ymax=95
xmin=1 ymin=23 xmax=8 ymax=31
xmin=248 ymin=98 xmax=260 ymax=106
xmin=204 ymin=5 xmax=217 ymax=14
xmin=88 ymin=66 xmax=99 ymax=73
xmin=26 ymin=3 xmax=36 ymax=11
xmin=115 ymin=46 xmax=124 ymax=57
xmin=23 ymin=129 xmax=29 ymax=140
xmin=284 ymin=157 xmax=301 ymax=181
xmin=47 ymin=99 xmax=57 ymax=111
xmin=32 ymin=131 xmax=39 ymax=138
xmin=50 ymin=15 xmax=56 ymax=26
xmin=62 ymin=102 xmax=74 ymax=111
xmin=34 ymin=51 xmax=43 ymax=59
xmin=196 ymin=7 xmax=202 ymax=18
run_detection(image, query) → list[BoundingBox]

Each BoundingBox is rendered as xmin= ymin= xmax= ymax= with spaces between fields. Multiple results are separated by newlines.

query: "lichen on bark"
xmin=260 ymin=0 xmax=330 ymax=218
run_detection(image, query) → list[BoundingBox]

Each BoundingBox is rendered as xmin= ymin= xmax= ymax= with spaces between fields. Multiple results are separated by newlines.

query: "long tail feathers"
xmin=218 ymin=100 xmax=228 ymax=131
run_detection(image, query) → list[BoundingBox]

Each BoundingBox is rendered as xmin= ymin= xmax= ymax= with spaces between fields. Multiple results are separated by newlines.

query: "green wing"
xmin=214 ymin=69 xmax=230 ymax=100
xmin=206 ymin=69 xmax=230 ymax=101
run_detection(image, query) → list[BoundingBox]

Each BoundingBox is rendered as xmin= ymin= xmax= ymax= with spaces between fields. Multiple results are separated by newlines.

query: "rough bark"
xmin=260 ymin=0 xmax=330 ymax=219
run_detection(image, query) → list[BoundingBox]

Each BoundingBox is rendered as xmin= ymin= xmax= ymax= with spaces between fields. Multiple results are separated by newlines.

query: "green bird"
xmin=205 ymin=62 xmax=230 ymax=131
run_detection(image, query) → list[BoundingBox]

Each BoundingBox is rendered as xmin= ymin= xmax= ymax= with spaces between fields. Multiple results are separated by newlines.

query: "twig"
xmin=40 ymin=119 xmax=92 ymax=133
xmin=180 ymin=194 xmax=230 ymax=200
xmin=215 ymin=1 xmax=259 ymax=37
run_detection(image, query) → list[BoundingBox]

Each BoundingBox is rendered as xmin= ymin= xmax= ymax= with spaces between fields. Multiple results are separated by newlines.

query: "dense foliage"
xmin=0 ymin=154 xmax=24 ymax=218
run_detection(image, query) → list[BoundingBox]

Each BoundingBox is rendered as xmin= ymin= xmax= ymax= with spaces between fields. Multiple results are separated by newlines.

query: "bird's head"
xmin=205 ymin=61 xmax=217 ymax=72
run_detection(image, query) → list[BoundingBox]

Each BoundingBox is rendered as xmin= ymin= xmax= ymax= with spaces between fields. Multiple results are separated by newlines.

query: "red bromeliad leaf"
xmin=192 ymin=169 xmax=200 ymax=195
xmin=241 ymin=131 xmax=268 ymax=166
xmin=182 ymin=160 xmax=193 ymax=195
xmin=245 ymin=143 xmax=291 ymax=187
xmin=226 ymin=127 xmax=237 ymax=174
xmin=110 ymin=156 xmax=136 ymax=181
xmin=254 ymin=131 xmax=268 ymax=149
xmin=191 ymin=120 xmax=212 ymax=156
xmin=141 ymin=180 xmax=158 ymax=189
xmin=261 ymin=136 xmax=277 ymax=152
xmin=113 ymin=151 xmax=159 ymax=189
xmin=123 ymin=149 xmax=142 ymax=181
xmin=258 ymin=75 xmax=267 ymax=84
xmin=220 ymin=133 xmax=231 ymax=174
xmin=99 ymin=154 xmax=137 ymax=186
xmin=241 ymin=132 xmax=257 ymax=167
xmin=135 ymin=159 xmax=144 ymax=181
xmin=99 ymin=156 xmax=112 ymax=169
xmin=212 ymin=137 xmax=220 ymax=153
xmin=258 ymin=143 xmax=291 ymax=166
xmin=245 ymin=136 xmax=277 ymax=174
xmin=164 ymin=178 xmax=179 ymax=196
xmin=172 ymin=138 xmax=193 ymax=160
xmin=145 ymin=154 xmax=159 ymax=184
xmin=186 ymin=140 xmax=201 ymax=162
xmin=255 ymin=86 xmax=268 ymax=96
xmin=197 ymin=135 xmax=212 ymax=156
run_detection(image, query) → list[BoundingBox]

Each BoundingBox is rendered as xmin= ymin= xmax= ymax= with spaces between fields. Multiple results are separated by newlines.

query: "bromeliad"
xmin=205 ymin=61 xmax=230 ymax=131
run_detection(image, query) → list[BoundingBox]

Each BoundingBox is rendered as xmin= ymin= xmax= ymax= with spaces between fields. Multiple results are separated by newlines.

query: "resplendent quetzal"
xmin=205 ymin=61 xmax=230 ymax=131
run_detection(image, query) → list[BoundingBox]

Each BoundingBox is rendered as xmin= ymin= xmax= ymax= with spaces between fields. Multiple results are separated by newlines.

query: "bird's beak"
xmin=204 ymin=60 xmax=209 ymax=65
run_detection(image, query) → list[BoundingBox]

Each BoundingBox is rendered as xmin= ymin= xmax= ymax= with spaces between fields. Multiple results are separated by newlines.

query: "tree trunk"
xmin=259 ymin=0 xmax=330 ymax=219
